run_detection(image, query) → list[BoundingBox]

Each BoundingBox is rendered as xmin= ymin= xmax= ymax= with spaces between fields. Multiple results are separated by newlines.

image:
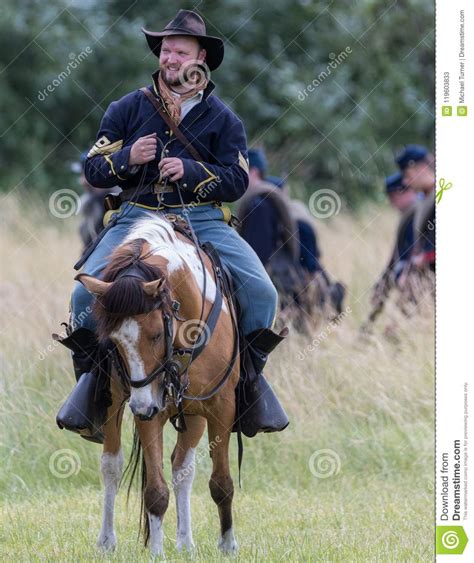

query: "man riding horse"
xmin=56 ymin=9 xmax=288 ymax=442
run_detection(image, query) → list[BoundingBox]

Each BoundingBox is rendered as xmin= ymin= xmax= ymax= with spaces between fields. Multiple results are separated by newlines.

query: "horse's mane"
xmin=93 ymin=238 xmax=171 ymax=339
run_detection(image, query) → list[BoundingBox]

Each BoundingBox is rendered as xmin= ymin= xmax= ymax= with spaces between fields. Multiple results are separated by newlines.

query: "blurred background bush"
xmin=0 ymin=0 xmax=434 ymax=207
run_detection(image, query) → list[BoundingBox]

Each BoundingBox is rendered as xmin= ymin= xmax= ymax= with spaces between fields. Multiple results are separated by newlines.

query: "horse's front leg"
xmin=136 ymin=414 xmax=169 ymax=558
xmin=171 ymin=414 xmax=206 ymax=552
xmin=97 ymin=377 xmax=125 ymax=551
xmin=207 ymin=399 xmax=238 ymax=555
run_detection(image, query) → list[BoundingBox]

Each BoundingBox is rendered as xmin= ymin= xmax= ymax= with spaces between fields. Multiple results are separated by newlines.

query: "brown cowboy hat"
xmin=142 ymin=10 xmax=224 ymax=71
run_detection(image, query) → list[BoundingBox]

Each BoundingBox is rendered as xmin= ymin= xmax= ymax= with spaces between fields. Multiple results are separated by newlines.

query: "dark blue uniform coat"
xmin=85 ymin=71 xmax=249 ymax=208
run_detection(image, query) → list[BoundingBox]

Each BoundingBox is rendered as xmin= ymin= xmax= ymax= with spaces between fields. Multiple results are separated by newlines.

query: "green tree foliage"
xmin=0 ymin=0 xmax=433 ymax=207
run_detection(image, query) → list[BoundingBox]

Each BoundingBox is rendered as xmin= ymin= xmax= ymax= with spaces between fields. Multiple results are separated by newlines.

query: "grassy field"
xmin=0 ymin=195 xmax=434 ymax=561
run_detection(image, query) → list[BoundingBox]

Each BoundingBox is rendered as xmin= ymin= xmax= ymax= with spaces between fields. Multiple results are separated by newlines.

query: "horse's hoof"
xmin=149 ymin=549 xmax=166 ymax=561
xmin=97 ymin=532 xmax=117 ymax=551
xmin=176 ymin=533 xmax=195 ymax=552
xmin=218 ymin=529 xmax=238 ymax=554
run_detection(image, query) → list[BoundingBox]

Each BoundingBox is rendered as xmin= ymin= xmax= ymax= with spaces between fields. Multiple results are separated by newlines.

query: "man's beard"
xmin=162 ymin=65 xmax=206 ymax=90
xmin=162 ymin=68 xmax=181 ymax=88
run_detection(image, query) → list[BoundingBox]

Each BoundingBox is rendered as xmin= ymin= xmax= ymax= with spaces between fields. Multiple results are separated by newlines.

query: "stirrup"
xmin=233 ymin=327 xmax=290 ymax=437
xmin=234 ymin=374 xmax=289 ymax=438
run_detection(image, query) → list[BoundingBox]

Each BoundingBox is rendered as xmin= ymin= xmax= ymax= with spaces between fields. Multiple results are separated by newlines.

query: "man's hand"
xmin=159 ymin=157 xmax=184 ymax=182
xmin=129 ymin=133 xmax=157 ymax=165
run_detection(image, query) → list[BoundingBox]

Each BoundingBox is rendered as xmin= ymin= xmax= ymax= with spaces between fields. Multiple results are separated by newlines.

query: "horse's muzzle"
xmin=130 ymin=402 xmax=159 ymax=421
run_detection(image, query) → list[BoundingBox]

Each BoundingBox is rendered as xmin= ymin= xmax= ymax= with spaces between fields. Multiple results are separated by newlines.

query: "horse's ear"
xmin=75 ymin=274 xmax=112 ymax=297
xmin=142 ymin=278 xmax=165 ymax=299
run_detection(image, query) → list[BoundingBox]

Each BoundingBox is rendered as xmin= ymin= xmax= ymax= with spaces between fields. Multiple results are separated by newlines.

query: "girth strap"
xmin=188 ymin=242 xmax=224 ymax=361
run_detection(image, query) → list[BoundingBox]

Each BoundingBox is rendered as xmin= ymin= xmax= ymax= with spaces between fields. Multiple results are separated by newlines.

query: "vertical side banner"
xmin=436 ymin=0 xmax=472 ymax=559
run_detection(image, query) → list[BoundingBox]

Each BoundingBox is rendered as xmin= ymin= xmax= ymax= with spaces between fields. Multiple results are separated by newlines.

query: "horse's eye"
xmin=152 ymin=333 xmax=162 ymax=343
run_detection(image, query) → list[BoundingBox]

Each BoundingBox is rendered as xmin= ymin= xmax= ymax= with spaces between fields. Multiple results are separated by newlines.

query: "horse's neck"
xmin=143 ymin=243 xmax=204 ymax=322
xmin=169 ymin=261 xmax=205 ymax=321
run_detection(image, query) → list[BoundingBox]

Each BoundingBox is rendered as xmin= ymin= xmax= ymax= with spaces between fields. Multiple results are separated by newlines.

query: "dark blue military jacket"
xmin=397 ymin=215 xmax=415 ymax=263
xmin=240 ymin=196 xmax=278 ymax=266
xmin=393 ymin=211 xmax=415 ymax=279
xmin=241 ymin=196 xmax=323 ymax=274
xmin=85 ymin=71 xmax=249 ymax=208
xmin=297 ymin=220 xmax=323 ymax=274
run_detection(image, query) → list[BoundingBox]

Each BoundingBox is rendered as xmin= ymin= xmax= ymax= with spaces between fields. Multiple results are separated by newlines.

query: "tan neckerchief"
xmin=157 ymin=70 xmax=208 ymax=124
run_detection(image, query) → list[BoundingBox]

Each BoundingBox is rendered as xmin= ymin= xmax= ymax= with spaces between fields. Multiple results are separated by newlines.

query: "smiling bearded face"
xmin=159 ymin=35 xmax=206 ymax=88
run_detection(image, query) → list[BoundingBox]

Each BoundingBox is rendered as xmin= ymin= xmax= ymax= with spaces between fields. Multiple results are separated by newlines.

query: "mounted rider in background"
xmin=236 ymin=149 xmax=300 ymax=304
xmin=237 ymin=148 xmax=344 ymax=322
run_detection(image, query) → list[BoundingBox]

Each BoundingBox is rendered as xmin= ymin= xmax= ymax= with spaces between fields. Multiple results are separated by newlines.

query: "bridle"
xmin=110 ymin=239 xmax=239 ymax=433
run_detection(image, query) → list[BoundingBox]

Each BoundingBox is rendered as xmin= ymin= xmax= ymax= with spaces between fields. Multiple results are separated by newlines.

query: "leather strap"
xmin=140 ymin=87 xmax=204 ymax=162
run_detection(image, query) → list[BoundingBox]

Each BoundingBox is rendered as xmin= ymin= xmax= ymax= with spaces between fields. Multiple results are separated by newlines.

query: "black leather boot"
xmin=53 ymin=327 xmax=110 ymax=444
xmin=233 ymin=327 xmax=290 ymax=438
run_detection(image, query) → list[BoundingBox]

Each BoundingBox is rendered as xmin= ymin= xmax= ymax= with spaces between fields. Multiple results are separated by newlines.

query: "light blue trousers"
xmin=71 ymin=202 xmax=278 ymax=336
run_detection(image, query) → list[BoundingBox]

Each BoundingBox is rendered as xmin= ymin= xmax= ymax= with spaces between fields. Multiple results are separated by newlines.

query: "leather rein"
xmin=111 ymin=236 xmax=239 ymax=433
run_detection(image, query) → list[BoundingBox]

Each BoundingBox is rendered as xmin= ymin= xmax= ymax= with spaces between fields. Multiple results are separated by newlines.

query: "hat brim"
xmin=142 ymin=28 xmax=224 ymax=71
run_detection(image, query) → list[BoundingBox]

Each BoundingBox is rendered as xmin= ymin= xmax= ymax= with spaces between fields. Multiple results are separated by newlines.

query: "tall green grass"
xmin=0 ymin=196 xmax=434 ymax=561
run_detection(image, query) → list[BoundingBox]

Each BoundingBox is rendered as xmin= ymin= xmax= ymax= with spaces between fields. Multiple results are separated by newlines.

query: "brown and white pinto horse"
xmin=77 ymin=213 xmax=239 ymax=557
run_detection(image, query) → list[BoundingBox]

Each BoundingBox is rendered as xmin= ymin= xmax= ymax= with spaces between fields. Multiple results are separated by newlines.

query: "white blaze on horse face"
xmin=172 ymin=448 xmax=196 ymax=551
xmin=125 ymin=214 xmax=227 ymax=312
xmin=111 ymin=319 xmax=154 ymax=412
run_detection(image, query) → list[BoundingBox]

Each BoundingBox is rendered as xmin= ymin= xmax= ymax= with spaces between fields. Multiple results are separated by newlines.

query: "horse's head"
xmin=76 ymin=243 xmax=176 ymax=420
